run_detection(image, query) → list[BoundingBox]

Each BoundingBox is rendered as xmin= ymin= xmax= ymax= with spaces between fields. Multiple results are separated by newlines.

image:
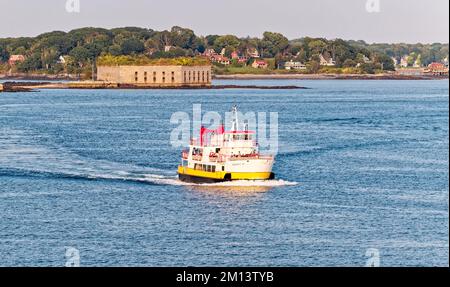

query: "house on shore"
xmin=57 ymin=56 xmax=66 ymax=64
xmin=319 ymin=54 xmax=335 ymax=66
xmin=252 ymin=60 xmax=268 ymax=69
xmin=210 ymin=54 xmax=231 ymax=65
xmin=202 ymin=49 xmax=217 ymax=58
xmin=425 ymin=62 xmax=449 ymax=76
xmin=391 ymin=57 xmax=399 ymax=67
xmin=400 ymin=56 xmax=409 ymax=68
xmin=284 ymin=60 xmax=306 ymax=70
xmin=97 ymin=64 xmax=212 ymax=86
xmin=231 ymin=51 xmax=249 ymax=64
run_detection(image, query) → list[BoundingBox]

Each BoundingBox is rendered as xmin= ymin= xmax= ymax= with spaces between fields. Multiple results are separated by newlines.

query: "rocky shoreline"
xmin=0 ymin=81 xmax=308 ymax=92
xmin=214 ymin=73 xmax=448 ymax=80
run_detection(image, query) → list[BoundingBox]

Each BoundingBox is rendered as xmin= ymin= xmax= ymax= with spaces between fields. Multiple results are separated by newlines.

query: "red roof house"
xmin=426 ymin=62 xmax=449 ymax=75
xmin=251 ymin=60 xmax=268 ymax=69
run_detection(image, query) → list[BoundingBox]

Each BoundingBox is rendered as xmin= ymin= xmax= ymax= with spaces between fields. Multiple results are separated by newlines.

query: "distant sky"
xmin=0 ymin=0 xmax=448 ymax=43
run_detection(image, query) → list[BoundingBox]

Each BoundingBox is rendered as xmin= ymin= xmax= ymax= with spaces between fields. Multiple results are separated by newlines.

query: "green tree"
xmin=213 ymin=35 xmax=240 ymax=54
xmin=373 ymin=53 xmax=395 ymax=71
xmin=0 ymin=45 xmax=9 ymax=62
xmin=360 ymin=63 xmax=376 ymax=74
xmin=170 ymin=26 xmax=196 ymax=49
xmin=41 ymin=47 xmax=59 ymax=70
xmin=108 ymin=44 xmax=123 ymax=56
xmin=308 ymin=39 xmax=327 ymax=56
xmin=69 ymin=46 xmax=90 ymax=67
xmin=205 ymin=35 xmax=219 ymax=47
xmin=261 ymin=32 xmax=289 ymax=57
xmin=306 ymin=60 xmax=320 ymax=73
xmin=17 ymin=53 xmax=42 ymax=72
xmin=343 ymin=59 xmax=357 ymax=68
xmin=120 ymin=38 xmax=145 ymax=55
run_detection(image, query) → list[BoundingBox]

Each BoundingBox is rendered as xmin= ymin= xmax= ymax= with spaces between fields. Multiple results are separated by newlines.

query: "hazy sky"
xmin=0 ymin=0 xmax=448 ymax=43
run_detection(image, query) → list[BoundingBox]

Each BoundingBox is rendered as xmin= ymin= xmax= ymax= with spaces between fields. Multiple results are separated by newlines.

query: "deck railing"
xmin=208 ymin=154 xmax=273 ymax=162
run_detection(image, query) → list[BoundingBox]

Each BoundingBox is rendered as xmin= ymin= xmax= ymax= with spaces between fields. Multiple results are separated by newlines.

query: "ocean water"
xmin=0 ymin=80 xmax=448 ymax=267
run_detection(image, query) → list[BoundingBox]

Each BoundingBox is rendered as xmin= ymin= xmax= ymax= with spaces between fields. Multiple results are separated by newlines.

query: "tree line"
xmin=0 ymin=26 xmax=448 ymax=75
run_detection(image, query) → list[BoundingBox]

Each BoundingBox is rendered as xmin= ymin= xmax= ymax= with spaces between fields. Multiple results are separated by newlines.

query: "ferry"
xmin=178 ymin=106 xmax=275 ymax=183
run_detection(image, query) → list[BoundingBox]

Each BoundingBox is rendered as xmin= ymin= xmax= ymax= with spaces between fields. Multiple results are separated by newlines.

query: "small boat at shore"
xmin=178 ymin=106 xmax=275 ymax=183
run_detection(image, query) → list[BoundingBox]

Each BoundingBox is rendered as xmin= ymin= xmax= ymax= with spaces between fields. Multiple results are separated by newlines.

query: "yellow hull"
xmin=178 ymin=166 xmax=274 ymax=183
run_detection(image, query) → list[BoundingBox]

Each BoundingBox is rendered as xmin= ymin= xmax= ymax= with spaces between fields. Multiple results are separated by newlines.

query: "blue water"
xmin=0 ymin=80 xmax=448 ymax=266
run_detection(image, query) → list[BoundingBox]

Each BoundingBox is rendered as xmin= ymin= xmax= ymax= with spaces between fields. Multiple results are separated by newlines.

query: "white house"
xmin=164 ymin=45 xmax=174 ymax=52
xmin=57 ymin=56 xmax=66 ymax=64
xmin=284 ymin=60 xmax=306 ymax=70
xmin=362 ymin=55 xmax=371 ymax=63
xmin=400 ymin=56 xmax=409 ymax=68
xmin=391 ymin=57 xmax=398 ymax=66
xmin=319 ymin=54 xmax=335 ymax=66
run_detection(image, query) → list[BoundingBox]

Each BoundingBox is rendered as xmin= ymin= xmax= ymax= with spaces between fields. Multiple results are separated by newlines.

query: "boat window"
xmin=212 ymin=166 xmax=216 ymax=172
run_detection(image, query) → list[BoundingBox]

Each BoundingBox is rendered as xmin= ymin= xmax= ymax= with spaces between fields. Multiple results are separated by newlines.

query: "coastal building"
xmin=210 ymin=54 xmax=231 ymax=65
xmin=400 ymin=56 xmax=409 ymax=68
xmin=251 ymin=60 xmax=268 ymax=69
xmin=284 ymin=60 xmax=306 ymax=70
xmin=391 ymin=57 xmax=399 ymax=67
xmin=202 ymin=49 xmax=217 ymax=57
xmin=237 ymin=56 xmax=249 ymax=64
xmin=57 ymin=56 xmax=66 ymax=64
xmin=97 ymin=65 xmax=212 ymax=86
xmin=164 ymin=45 xmax=175 ymax=52
xmin=8 ymin=55 xmax=25 ymax=66
xmin=425 ymin=62 xmax=449 ymax=75
xmin=319 ymin=54 xmax=335 ymax=66
xmin=231 ymin=51 xmax=249 ymax=64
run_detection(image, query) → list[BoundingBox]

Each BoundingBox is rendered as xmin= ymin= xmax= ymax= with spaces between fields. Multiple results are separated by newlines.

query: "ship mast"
xmin=231 ymin=105 xmax=239 ymax=131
